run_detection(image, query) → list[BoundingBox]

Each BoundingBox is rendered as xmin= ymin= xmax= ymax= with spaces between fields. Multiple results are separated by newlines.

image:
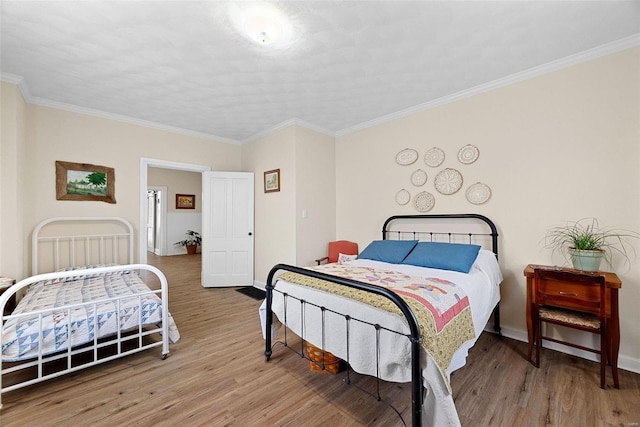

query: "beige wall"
xmin=294 ymin=126 xmax=336 ymax=268
xmin=336 ymin=47 xmax=640 ymax=370
xmin=241 ymin=126 xmax=297 ymax=283
xmin=0 ymin=82 xmax=28 ymax=279
xmin=241 ymin=125 xmax=336 ymax=284
xmin=1 ymin=95 xmax=242 ymax=275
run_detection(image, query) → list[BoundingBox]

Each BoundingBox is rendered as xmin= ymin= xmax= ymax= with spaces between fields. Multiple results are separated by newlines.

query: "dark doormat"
xmin=235 ymin=286 xmax=266 ymax=300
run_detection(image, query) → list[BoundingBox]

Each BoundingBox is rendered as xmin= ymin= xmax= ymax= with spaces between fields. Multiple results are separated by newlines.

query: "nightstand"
xmin=524 ymin=264 xmax=621 ymax=388
xmin=0 ymin=276 xmax=16 ymax=316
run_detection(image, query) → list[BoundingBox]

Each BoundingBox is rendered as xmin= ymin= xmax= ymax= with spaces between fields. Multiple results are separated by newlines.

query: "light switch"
xmin=301 ymin=209 xmax=308 ymax=219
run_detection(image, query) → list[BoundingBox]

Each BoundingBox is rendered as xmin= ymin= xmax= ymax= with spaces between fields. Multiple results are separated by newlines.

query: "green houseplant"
xmin=545 ymin=218 xmax=639 ymax=271
xmin=175 ymin=230 xmax=202 ymax=255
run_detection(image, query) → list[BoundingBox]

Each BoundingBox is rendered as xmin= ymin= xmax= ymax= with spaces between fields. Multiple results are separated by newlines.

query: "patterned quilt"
xmin=2 ymin=269 xmax=180 ymax=361
xmin=278 ymin=264 xmax=476 ymax=391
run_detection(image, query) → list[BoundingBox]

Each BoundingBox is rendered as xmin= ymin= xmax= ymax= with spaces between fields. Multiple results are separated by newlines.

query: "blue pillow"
xmin=357 ymin=240 xmax=418 ymax=264
xmin=401 ymin=242 xmax=481 ymax=273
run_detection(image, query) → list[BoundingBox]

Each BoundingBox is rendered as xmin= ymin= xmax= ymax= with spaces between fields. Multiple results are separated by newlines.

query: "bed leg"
xmin=162 ymin=352 xmax=169 ymax=360
xmin=492 ymin=304 xmax=502 ymax=336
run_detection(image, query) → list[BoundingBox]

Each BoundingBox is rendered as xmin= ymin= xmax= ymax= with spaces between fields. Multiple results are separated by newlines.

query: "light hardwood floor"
xmin=1 ymin=253 xmax=639 ymax=426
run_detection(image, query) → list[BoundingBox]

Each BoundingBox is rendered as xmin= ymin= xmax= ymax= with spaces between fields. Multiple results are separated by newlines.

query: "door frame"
xmin=147 ymin=186 xmax=167 ymax=255
xmin=139 ymin=158 xmax=211 ymax=264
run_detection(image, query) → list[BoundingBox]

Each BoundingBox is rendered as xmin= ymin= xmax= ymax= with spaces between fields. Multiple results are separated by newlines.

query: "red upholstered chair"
xmin=315 ymin=240 xmax=358 ymax=265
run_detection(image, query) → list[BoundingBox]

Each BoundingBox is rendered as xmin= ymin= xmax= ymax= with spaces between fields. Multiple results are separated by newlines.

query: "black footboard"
xmin=265 ymin=263 xmax=423 ymax=427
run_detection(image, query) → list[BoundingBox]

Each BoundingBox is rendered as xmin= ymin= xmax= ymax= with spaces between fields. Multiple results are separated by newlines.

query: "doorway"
xmin=139 ymin=158 xmax=210 ymax=264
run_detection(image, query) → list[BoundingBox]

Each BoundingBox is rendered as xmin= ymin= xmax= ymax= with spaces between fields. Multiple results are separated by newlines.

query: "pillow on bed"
xmin=338 ymin=253 xmax=358 ymax=264
xmin=357 ymin=240 xmax=418 ymax=264
xmin=401 ymin=242 xmax=481 ymax=273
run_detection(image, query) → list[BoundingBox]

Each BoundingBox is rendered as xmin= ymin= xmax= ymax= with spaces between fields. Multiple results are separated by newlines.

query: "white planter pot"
xmin=568 ymin=248 xmax=604 ymax=272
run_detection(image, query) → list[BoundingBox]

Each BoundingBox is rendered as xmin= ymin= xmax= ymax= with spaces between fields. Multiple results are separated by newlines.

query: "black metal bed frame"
xmin=264 ymin=214 xmax=500 ymax=427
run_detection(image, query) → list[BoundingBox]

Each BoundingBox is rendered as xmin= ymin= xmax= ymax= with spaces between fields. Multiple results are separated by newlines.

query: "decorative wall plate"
xmin=410 ymin=169 xmax=428 ymax=186
xmin=395 ymin=189 xmax=411 ymax=205
xmin=457 ymin=144 xmax=479 ymax=164
xmin=434 ymin=168 xmax=463 ymax=195
xmin=424 ymin=147 xmax=445 ymax=167
xmin=466 ymin=182 xmax=492 ymax=204
xmin=395 ymin=148 xmax=419 ymax=166
xmin=414 ymin=191 xmax=435 ymax=212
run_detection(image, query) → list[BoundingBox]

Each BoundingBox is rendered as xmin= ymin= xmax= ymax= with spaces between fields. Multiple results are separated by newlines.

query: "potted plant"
xmin=175 ymin=230 xmax=202 ymax=255
xmin=545 ymin=218 xmax=639 ymax=271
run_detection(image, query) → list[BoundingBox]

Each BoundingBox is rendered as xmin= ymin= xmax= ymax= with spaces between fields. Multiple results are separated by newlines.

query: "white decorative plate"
xmin=395 ymin=148 xmax=419 ymax=166
xmin=457 ymin=144 xmax=479 ymax=164
xmin=434 ymin=168 xmax=463 ymax=195
xmin=414 ymin=191 xmax=435 ymax=212
xmin=395 ymin=189 xmax=410 ymax=205
xmin=466 ymin=182 xmax=492 ymax=204
xmin=424 ymin=147 xmax=445 ymax=167
xmin=410 ymin=169 xmax=428 ymax=186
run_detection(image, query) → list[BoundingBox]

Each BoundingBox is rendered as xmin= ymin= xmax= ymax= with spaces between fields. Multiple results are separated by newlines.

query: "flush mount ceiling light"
xmin=229 ymin=2 xmax=293 ymax=48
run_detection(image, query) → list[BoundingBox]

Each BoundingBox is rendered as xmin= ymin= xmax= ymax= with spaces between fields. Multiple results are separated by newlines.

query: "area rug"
xmin=235 ymin=286 xmax=266 ymax=300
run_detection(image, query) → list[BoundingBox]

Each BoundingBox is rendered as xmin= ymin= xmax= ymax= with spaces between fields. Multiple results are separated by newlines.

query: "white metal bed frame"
xmin=0 ymin=217 xmax=172 ymax=409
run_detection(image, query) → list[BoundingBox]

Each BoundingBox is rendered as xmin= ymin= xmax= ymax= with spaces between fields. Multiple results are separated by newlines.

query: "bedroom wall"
xmin=241 ymin=126 xmax=297 ymax=286
xmin=241 ymin=124 xmax=336 ymax=285
xmin=335 ymin=47 xmax=640 ymax=372
xmin=294 ymin=126 xmax=336 ymax=268
xmin=2 ymin=94 xmax=242 ymax=276
xmin=0 ymin=82 xmax=28 ymax=279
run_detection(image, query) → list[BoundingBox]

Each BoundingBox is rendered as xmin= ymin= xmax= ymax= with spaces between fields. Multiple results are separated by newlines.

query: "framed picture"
xmin=176 ymin=194 xmax=196 ymax=209
xmin=55 ymin=160 xmax=116 ymax=204
xmin=264 ymin=169 xmax=280 ymax=193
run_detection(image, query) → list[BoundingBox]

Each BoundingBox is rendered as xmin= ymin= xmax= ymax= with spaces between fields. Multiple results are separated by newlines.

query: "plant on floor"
xmin=544 ymin=218 xmax=639 ymax=271
xmin=175 ymin=230 xmax=202 ymax=254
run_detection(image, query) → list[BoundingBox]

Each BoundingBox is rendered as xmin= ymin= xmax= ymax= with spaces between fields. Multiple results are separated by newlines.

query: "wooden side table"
xmin=524 ymin=264 xmax=621 ymax=388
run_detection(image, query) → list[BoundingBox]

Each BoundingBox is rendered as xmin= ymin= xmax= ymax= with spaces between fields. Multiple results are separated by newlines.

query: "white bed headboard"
xmin=32 ymin=217 xmax=135 ymax=274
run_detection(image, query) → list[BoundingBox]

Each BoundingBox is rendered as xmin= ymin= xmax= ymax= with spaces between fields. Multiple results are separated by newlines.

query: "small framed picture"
xmin=264 ymin=169 xmax=280 ymax=193
xmin=176 ymin=194 xmax=195 ymax=209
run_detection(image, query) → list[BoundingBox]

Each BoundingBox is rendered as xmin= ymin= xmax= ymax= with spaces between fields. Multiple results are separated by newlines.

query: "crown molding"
xmin=241 ymin=118 xmax=335 ymax=144
xmin=335 ymin=34 xmax=640 ymax=137
xmin=30 ymin=96 xmax=242 ymax=145
xmin=1 ymin=72 xmax=33 ymax=102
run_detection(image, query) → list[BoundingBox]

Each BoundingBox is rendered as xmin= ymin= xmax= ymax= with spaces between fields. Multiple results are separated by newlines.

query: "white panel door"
xmin=202 ymin=171 xmax=254 ymax=287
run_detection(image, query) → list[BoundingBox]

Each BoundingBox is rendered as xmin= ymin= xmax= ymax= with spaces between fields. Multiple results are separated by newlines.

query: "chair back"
xmin=327 ymin=240 xmax=358 ymax=263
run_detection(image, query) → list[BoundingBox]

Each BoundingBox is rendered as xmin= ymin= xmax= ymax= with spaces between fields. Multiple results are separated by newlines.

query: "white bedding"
xmin=260 ymin=250 xmax=502 ymax=426
xmin=2 ymin=268 xmax=180 ymax=361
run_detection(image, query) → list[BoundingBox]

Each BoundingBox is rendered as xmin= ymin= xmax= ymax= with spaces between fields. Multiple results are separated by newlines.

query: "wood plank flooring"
xmin=1 ymin=253 xmax=639 ymax=426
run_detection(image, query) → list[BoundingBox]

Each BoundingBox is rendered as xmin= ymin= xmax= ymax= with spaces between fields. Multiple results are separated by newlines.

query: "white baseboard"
xmin=493 ymin=326 xmax=640 ymax=375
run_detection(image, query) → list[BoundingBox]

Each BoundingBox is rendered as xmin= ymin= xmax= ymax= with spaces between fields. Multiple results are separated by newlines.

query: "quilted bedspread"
xmin=278 ymin=264 xmax=476 ymax=391
xmin=2 ymin=270 xmax=180 ymax=361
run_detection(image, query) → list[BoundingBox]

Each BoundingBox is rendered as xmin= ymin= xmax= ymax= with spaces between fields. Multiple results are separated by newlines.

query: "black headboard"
xmin=381 ymin=214 xmax=499 ymax=258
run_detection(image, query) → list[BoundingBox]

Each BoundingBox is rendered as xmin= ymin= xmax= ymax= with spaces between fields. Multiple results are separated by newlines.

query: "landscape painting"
xmin=56 ymin=161 xmax=116 ymax=204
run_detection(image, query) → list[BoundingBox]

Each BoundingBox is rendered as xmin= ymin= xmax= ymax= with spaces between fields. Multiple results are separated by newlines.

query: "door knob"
xmin=248 ymin=232 xmax=253 ymax=236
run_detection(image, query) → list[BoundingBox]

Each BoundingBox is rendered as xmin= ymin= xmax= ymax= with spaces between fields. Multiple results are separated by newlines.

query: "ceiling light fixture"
xmin=229 ymin=2 xmax=293 ymax=48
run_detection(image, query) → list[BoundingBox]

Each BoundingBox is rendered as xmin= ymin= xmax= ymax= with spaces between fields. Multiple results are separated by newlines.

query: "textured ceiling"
xmin=2 ymin=1 xmax=639 ymax=144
